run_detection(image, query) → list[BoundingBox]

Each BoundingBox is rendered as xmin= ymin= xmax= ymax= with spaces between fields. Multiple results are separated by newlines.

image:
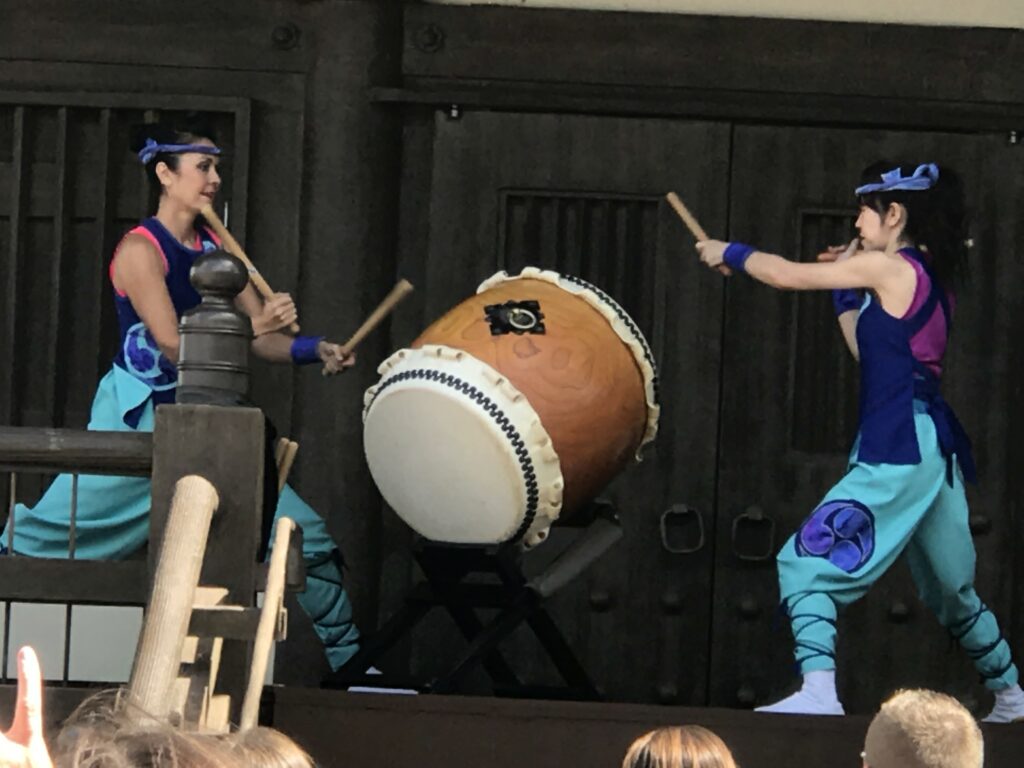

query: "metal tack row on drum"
xmin=362 ymin=268 xmax=659 ymax=549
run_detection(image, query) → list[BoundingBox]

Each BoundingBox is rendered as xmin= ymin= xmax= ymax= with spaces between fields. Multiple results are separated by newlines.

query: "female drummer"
xmin=1 ymin=116 xmax=361 ymax=672
xmin=696 ymin=162 xmax=1023 ymax=721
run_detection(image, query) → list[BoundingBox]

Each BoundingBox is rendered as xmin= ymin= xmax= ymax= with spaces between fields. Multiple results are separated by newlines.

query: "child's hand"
xmin=0 ymin=647 xmax=53 ymax=768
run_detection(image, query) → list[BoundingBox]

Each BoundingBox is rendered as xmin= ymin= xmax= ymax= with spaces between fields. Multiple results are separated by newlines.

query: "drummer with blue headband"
xmin=1 ymin=116 xmax=365 ymax=674
xmin=695 ymin=162 xmax=1023 ymax=722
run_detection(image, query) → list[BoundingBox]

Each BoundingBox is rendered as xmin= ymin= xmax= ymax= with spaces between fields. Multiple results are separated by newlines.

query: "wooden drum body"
xmin=363 ymin=268 xmax=658 ymax=548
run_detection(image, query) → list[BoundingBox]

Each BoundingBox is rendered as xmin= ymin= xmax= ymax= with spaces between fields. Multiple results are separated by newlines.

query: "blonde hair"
xmin=863 ymin=689 xmax=983 ymax=768
xmin=622 ymin=725 xmax=738 ymax=768
xmin=225 ymin=727 xmax=314 ymax=768
xmin=54 ymin=690 xmax=313 ymax=768
xmin=55 ymin=699 xmax=233 ymax=768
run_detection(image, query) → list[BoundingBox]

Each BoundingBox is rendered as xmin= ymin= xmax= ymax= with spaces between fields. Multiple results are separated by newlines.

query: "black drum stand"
xmin=322 ymin=501 xmax=622 ymax=700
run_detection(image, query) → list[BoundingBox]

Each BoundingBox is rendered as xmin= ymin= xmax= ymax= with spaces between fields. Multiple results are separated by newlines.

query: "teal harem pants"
xmin=1 ymin=367 xmax=360 ymax=671
xmin=778 ymin=404 xmax=1017 ymax=690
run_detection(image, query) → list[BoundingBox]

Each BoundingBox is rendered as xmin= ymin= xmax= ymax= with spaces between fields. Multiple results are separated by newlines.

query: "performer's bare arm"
xmin=235 ymin=283 xmax=355 ymax=373
xmin=696 ymin=240 xmax=917 ymax=331
xmin=818 ymin=241 xmax=861 ymax=361
xmin=234 ymin=282 xmax=299 ymax=361
xmin=834 ymin=312 xmax=858 ymax=361
xmin=113 ymin=235 xmax=307 ymax=365
xmin=111 ymin=234 xmax=182 ymax=363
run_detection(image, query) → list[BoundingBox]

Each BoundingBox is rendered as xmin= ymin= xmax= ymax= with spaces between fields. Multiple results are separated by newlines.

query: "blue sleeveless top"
xmin=855 ymin=248 xmax=975 ymax=484
xmin=110 ymin=217 xmax=220 ymax=423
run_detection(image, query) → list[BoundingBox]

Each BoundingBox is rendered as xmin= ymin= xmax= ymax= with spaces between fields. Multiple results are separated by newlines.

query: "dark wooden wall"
xmin=0 ymin=0 xmax=404 ymax=683
xmin=3 ymin=0 xmax=1024 ymax=715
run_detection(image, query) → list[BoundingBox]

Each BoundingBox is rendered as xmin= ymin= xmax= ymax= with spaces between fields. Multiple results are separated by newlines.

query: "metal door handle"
xmin=660 ymin=504 xmax=705 ymax=554
xmin=731 ymin=505 xmax=775 ymax=561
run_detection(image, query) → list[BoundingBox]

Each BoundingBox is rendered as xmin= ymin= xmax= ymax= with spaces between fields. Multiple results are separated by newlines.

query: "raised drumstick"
xmin=200 ymin=204 xmax=300 ymax=333
xmin=322 ymin=279 xmax=415 ymax=376
xmin=665 ymin=192 xmax=732 ymax=276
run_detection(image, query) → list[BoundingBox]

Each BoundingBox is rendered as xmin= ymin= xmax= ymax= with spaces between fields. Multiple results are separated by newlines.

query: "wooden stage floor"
xmin=268 ymin=688 xmax=1024 ymax=768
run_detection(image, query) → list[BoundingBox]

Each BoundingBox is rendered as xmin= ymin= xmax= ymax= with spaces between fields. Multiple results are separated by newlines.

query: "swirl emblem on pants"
xmin=795 ymin=498 xmax=875 ymax=573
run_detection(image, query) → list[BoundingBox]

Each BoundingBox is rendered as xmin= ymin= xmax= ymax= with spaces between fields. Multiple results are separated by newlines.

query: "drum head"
xmin=363 ymin=346 xmax=563 ymax=546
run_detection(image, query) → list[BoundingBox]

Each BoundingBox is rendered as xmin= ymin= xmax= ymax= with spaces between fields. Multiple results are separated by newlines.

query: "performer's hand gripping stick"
xmin=200 ymin=204 xmax=301 ymax=334
xmin=665 ymin=192 xmax=732 ymax=276
xmin=322 ymin=279 xmax=415 ymax=376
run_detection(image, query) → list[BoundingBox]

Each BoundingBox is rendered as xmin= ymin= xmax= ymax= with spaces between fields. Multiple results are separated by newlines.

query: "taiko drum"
xmin=362 ymin=268 xmax=659 ymax=548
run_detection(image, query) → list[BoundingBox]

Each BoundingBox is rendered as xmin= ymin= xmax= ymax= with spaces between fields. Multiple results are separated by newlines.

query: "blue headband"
xmin=854 ymin=163 xmax=939 ymax=195
xmin=137 ymin=138 xmax=222 ymax=166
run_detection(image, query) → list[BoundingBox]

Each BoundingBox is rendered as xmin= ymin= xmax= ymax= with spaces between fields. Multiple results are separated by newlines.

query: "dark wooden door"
xmin=391 ymin=109 xmax=730 ymax=703
xmin=710 ymin=125 xmax=1022 ymax=714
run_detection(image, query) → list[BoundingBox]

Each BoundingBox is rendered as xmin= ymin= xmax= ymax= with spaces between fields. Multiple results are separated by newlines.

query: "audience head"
xmin=224 ymin=726 xmax=314 ymax=768
xmin=622 ymin=725 xmax=737 ymax=768
xmin=862 ymin=689 xmax=982 ymax=768
xmin=53 ymin=690 xmax=312 ymax=768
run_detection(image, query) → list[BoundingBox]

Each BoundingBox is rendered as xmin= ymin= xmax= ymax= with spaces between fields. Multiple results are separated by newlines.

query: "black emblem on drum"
xmin=484 ymin=300 xmax=545 ymax=336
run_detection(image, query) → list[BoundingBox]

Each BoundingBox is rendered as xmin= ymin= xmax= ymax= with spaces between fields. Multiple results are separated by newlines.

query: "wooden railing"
xmin=0 ymin=426 xmax=153 ymax=606
xmin=0 ymin=249 xmax=274 ymax=719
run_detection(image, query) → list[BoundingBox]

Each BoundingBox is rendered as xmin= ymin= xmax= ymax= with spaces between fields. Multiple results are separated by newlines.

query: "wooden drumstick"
xmin=322 ymin=279 xmax=415 ymax=376
xmin=665 ymin=192 xmax=732 ymax=276
xmin=200 ymin=204 xmax=300 ymax=333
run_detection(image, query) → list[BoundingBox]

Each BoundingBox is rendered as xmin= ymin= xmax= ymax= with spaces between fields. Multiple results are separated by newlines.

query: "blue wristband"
xmin=723 ymin=242 xmax=757 ymax=272
xmin=831 ymin=289 xmax=863 ymax=316
xmin=290 ymin=335 xmax=325 ymax=365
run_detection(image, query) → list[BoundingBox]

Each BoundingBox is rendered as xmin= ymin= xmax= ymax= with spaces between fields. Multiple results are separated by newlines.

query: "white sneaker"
xmin=983 ymin=685 xmax=1024 ymax=723
xmin=755 ymin=688 xmax=845 ymax=716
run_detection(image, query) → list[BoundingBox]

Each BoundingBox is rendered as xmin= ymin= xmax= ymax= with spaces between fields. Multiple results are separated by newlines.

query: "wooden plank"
xmin=46 ymin=107 xmax=69 ymax=426
xmin=372 ymin=83 xmax=1024 ymax=133
xmin=403 ymin=4 xmax=1024 ymax=105
xmin=0 ymin=1 xmax=311 ymax=74
xmin=0 ymin=683 xmax=97 ymax=726
xmin=149 ymin=406 xmax=263 ymax=600
xmin=90 ymin=107 xmax=112 ymax=391
xmin=266 ymin=687 xmax=1024 ymax=768
xmin=0 ymin=426 xmax=152 ymax=475
xmin=0 ymin=90 xmax=251 ymax=113
xmin=242 ymin=97 xmax=303 ymax=435
xmin=187 ymin=605 xmax=262 ymax=642
xmin=1 ymin=107 xmax=25 ymax=426
xmin=0 ymin=558 xmax=147 ymax=603
xmin=139 ymin=108 xmax=159 ymax=215
xmin=227 ymin=99 xmax=251 ymax=250
xmin=150 ymin=404 xmax=265 ymax=722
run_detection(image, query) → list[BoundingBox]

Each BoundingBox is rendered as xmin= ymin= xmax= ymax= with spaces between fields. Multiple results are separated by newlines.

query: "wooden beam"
xmin=403 ymin=5 xmax=1024 ymax=107
xmin=188 ymin=605 xmax=263 ymax=642
xmin=371 ymin=82 xmax=1024 ymax=133
xmin=47 ymin=106 xmax=69 ymax=426
xmin=0 ymin=426 xmax=152 ymax=476
xmin=150 ymin=404 xmax=265 ymax=723
xmin=0 ymin=558 xmax=147 ymax=603
xmin=0 ymin=91 xmax=251 ymax=113
xmin=90 ymin=107 xmax=112 ymax=388
xmin=1 ymin=107 xmax=25 ymax=426
xmin=0 ymin=1 xmax=312 ymax=74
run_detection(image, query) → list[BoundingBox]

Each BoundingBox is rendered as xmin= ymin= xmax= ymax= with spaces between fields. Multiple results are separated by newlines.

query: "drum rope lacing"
xmin=560 ymin=275 xmax=660 ymax=405
xmin=365 ymin=368 xmax=540 ymax=542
